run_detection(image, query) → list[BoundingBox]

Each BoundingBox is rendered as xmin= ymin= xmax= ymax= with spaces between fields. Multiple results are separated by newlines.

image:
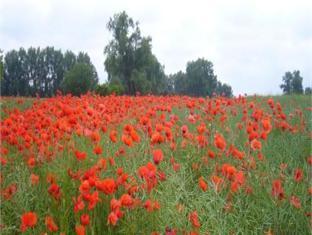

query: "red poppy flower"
xmin=45 ymin=216 xmax=58 ymax=232
xmin=198 ymin=177 xmax=208 ymax=192
xmin=153 ymin=149 xmax=164 ymax=165
xmin=189 ymin=211 xmax=200 ymax=228
xmin=294 ymin=168 xmax=303 ymax=182
xmin=95 ymin=178 xmax=116 ymax=195
xmin=20 ymin=212 xmax=37 ymax=232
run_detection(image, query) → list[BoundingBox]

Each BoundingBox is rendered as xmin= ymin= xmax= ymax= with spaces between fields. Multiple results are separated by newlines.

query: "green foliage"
xmin=104 ymin=11 xmax=167 ymax=95
xmin=304 ymin=87 xmax=312 ymax=95
xmin=107 ymin=82 xmax=124 ymax=95
xmin=1 ymin=47 xmax=97 ymax=97
xmin=171 ymin=58 xmax=233 ymax=97
xmin=216 ymin=81 xmax=233 ymax=97
xmin=0 ymin=49 xmax=3 ymax=82
xmin=186 ymin=58 xmax=217 ymax=96
xmin=95 ymin=83 xmax=109 ymax=96
xmin=61 ymin=63 xmax=97 ymax=96
xmin=280 ymin=70 xmax=304 ymax=94
xmin=95 ymin=82 xmax=125 ymax=96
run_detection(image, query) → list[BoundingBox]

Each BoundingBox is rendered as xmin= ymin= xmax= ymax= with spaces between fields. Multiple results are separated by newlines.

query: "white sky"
xmin=1 ymin=0 xmax=311 ymax=95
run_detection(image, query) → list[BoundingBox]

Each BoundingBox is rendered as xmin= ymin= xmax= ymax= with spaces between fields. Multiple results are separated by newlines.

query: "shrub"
xmin=61 ymin=63 xmax=97 ymax=96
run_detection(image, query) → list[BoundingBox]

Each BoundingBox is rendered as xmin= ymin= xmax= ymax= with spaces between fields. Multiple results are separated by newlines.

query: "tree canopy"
xmin=280 ymin=70 xmax=304 ymax=95
xmin=61 ymin=63 xmax=97 ymax=96
xmin=2 ymin=11 xmax=234 ymax=98
xmin=104 ymin=11 xmax=167 ymax=95
xmin=1 ymin=47 xmax=97 ymax=97
xmin=170 ymin=58 xmax=233 ymax=97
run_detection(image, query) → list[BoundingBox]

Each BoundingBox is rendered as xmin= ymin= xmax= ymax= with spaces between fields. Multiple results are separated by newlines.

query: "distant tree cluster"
xmin=1 ymin=47 xmax=98 ymax=97
xmin=103 ymin=11 xmax=233 ymax=97
xmin=168 ymin=58 xmax=232 ymax=97
xmin=280 ymin=70 xmax=310 ymax=95
xmin=1 ymin=11 xmax=233 ymax=97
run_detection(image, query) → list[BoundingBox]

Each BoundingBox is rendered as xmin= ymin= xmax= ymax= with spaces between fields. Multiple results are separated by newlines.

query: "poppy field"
xmin=0 ymin=94 xmax=311 ymax=235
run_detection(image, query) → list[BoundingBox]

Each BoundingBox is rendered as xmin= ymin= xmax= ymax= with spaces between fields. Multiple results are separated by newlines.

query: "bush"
xmin=95 ymin=84 xmax=109 ymax=96
xmin=61 ymin=63 xmax=97 ymax=96
xmin=305 ymin=87 xmax=312 ymax=95
xmin=107 ymin=83 xmax=124 ymax=95
xmin=95 ymin=83 xmax=124 ymax=96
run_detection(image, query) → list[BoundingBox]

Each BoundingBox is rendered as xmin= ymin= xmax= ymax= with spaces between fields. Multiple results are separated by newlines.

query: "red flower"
xmin=250 ymin=139 xmax=262 ymax=151
xmin=153 ymin=149 xmax=164 ymax=165
xmin=74 ymin=150 xmax=87 ymax=161
xmin=294 ymin=168 xmax=303 ymax=182
xmin=93 ymin=146 xmax=103 ymax=155
xmin=271 ymin=179 xmax=285 ymax=200
xmin=95 ymin=178 xmax=116 ymax=195
xmin=110 ymin=130 xmax=118 ymax=143
xmin=107 ymin=211 xmax=118 ymax=226
xmin=120 ymin=193 xmax=134 ymax=207
xmin=48 ymin=183 xmax=61 ymax=200
xmin=30 ymin=173 xmax=39 ymax=185
xmin=110 ymin=198 xmax=121 ymax=211
xmin=214 ymin=133 xmax=226 ymax=151
xmin=20 ymin=212 xmax=37 ymax=232
xmin=189 ymin=211 xmax=201 ymax=228
xmin=80 ymin=214 xmax=90 ymax=226
xmin=27 ymin=157 xmax=36 ymax=168
xmin=290 ymin=195 xmax=301 ymax=209
xmin=198 ymin=177 xmax=208 ymax=192
xmin=45 ymin=216 xmax=58 ymax=232
xmin=75 ymin=224 xmax=85 ymax=235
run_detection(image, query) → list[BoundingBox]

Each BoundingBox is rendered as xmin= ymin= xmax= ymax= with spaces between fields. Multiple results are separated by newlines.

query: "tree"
xmin=104 ymin=11 xmax=167 ymax=95
xmin=280 ymin=70 xmax=303 ymax=94
xmin=170 ymin=58 xmax=232 ymax=97
xmin=216 ymin=81 xmax=233 ymax=97
xmin=185 ymin=58 xmax=218 ymax=96
xmin=61 ymin=63 xmax=97 ymax=96
xmin=1 ymin=47 xmax=98 ymax=97
xmin=1 ymin=49 xmax=29 ymax=96
xmin=76 ymin=52 xmax=98 ymax=90
xmin=0 ymin=50 xmax=3 ymax=82
xmin=305 ymin=87 xmax=312 ymax=95
xmin=172 ymin=71 xmax=187 ymax=94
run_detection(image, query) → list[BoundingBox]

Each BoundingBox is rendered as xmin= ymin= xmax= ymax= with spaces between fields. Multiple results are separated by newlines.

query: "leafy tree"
xmin=76 ymin=52 xmax=98 ymax=90
xmin=280 ymin=70 xmax=303 ymax=94
xmin=172 ymin=71 xmax=187 ymax=94
xmin=185 ymin=58 xmax=217 ymax=96
xmin=104 ymin=11 xmax=166 ymax=95
xmin=0 ymin=50 xmax=3 ymax=82
xmin=1 ymin=47 xmax=97 ymax=97
xmin=63 ymin=51 xmax=77 ymax=72
xmin=95 ymin=83 xmax=109 ymax=96
xmin=305 ymin=87 xmax=312 ymax=95
xmin=95 ymin=82 xmax=124 ymax=96
xmin=216 ymin=81 xmax=233 ymax=97
xmin=171 ymin=58 xmax=232 ymax=97
xmin=1 ymin=49 xmax=29 ymax=96
xmin=61 ymin=63 xmax=97 ymax=96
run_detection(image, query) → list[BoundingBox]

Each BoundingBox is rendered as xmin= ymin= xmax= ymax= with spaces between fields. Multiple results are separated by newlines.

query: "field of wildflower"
xmin=0 ymin=95 xmax=311 ymax=235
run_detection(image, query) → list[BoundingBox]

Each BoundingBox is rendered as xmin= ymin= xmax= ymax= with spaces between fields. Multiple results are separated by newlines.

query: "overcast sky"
xmin=1 ymin=0 xmax=311 ymax=95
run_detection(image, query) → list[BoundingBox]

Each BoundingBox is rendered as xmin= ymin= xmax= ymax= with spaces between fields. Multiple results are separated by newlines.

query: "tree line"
xmin=102 ymin=11 xmax=232 ymax=97
xmin=1 ymin=11 xmax=310 ymax=97
xmin=0 ymin=11 xmax=233 ymax=97
xmin=280 ymin=70 xmax=311 ymax=95
xmin=0 ymin=47 xmax=98 ymax=97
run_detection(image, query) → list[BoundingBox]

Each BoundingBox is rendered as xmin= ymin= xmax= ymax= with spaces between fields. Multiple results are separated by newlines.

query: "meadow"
xmin=0 ymin=94 xmax=311 ymax=235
